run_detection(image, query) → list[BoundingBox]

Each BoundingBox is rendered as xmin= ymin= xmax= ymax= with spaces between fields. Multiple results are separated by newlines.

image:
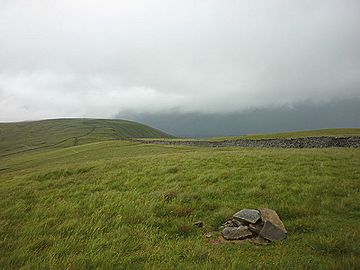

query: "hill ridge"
xmin=0 ymin=118 xmax=173 ymax=156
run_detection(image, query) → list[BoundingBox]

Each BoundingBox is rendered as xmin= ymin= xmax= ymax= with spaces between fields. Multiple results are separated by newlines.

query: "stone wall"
xmin=132 ymin=136 xmax=360 ymax=148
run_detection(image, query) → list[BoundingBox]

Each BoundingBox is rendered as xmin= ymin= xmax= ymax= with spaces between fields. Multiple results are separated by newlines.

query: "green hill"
xmin=0 ymin=118 xmax=173 ymax=156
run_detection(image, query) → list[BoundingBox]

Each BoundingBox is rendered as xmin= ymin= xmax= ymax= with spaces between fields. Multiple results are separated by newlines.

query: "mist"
xmin=1 ymin=0 xmax=359 ymax=127
xmin=119 ymin=98 xmax=360 ymax=137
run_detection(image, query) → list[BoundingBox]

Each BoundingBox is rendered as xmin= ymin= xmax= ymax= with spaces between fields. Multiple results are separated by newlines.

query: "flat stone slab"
xmin=233 ymin=209 xmax=260 ymax=224
xmin=222 ymin=225 xmax=253 ymax=240
xmin=258 ymin=208 xmax=287 ymax=241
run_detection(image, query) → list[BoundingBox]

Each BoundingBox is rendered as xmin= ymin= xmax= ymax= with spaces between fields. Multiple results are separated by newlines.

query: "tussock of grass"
xmin=162 ymin=189 xmax=178 ymax=202
xmin=163 ymin=166 xmax=179 ymax=174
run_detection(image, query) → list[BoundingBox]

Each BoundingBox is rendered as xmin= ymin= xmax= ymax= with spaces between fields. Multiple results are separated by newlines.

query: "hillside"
xmin=1 ymin=139 xmax=359 ymax=269
xmin=0 ymin=118 xmax=173 ymax=156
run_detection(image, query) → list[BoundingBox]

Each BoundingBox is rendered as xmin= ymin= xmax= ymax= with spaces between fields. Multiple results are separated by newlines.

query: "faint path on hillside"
xmin=0 ymin=127 xmax=96 ymax=158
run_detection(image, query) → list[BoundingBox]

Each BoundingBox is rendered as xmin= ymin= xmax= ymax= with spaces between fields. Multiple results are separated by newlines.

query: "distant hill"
xmin=0 ymin=118 xmax=173 ymax=156
xmin=124 ymin=98 xmax=360 ymax=137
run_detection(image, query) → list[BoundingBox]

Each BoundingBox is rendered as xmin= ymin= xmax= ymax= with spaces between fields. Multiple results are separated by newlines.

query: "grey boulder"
xmin=258 ymin=208 xmax=287 ymax=241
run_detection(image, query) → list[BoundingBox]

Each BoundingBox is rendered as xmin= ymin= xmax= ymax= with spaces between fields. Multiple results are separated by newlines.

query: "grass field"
xmin=0 ymin=118 xmax=173 ymax=156
xmin=1 ymin=135 xmax=360 ymax=269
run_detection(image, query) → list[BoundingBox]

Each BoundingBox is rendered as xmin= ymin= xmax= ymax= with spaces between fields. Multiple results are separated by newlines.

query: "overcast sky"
xmin=1 ymin=0 xmax=360 ymax=122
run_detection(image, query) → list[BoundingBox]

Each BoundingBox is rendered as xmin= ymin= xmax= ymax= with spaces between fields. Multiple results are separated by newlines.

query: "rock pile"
xmin=221 ymin=208 xmax=287 ymax=244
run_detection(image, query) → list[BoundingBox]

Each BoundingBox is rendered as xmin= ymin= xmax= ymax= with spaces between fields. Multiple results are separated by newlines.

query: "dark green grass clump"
xmin=1 ymin=141 xmax=359 ymax=269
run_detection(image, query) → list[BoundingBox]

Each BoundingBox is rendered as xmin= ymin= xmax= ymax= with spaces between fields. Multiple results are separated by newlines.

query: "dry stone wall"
xmin=133 ymin=136 xmax=360 ymax=148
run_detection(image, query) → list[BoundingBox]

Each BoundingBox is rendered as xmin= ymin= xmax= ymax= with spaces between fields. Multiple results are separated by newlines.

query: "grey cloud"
xmin=0 ymin=0 xmax=360 ymax=121
xmin=124 ymin=98 xmax=360 ymax=137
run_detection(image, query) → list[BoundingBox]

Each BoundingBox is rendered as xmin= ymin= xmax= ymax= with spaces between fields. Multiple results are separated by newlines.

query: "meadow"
xmin=1 ymin=139 xmax=359 ymax=269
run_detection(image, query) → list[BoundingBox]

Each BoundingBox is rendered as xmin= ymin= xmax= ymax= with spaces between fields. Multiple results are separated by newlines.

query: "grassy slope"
xmin=1 ymin=140 xmax=359 ymax=269
xmin=0 ymin=118 xmax=172 ymax=156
